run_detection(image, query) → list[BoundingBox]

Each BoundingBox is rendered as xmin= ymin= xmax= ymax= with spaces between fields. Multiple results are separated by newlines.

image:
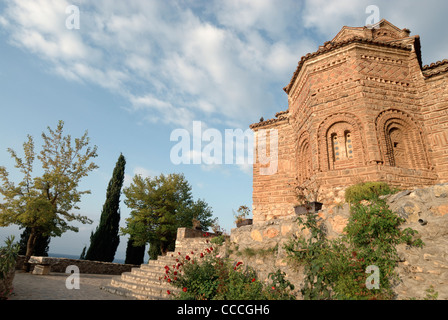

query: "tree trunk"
xmin=22 ymin=228 xmax=37 ymax=272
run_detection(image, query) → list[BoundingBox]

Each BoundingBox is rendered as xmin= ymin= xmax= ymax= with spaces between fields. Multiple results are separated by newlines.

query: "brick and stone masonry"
xmin=250 ymin=19 xmax=448 ymax=222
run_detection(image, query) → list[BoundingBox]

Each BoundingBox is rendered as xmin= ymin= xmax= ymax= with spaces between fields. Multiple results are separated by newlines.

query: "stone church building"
xmin=250 ymin=20 xmax=448 ymax=222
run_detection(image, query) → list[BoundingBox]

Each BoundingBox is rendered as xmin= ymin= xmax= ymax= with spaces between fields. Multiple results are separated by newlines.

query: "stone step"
xmin=110 ymin=277 xmax=178 ymax=299
xmin=101 ymin=285 xmax=169 ymax=300
xmin=120 ymin=271 xmax=165 ymax=286
xmin=104 ymin=234 xmax=216 ymax=300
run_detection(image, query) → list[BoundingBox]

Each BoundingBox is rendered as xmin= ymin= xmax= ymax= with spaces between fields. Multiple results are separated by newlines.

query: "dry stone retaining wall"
xmin=15 ymin=256 xmax=138 ymax=275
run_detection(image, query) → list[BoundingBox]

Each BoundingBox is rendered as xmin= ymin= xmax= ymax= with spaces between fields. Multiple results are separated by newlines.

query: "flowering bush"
xmin=162 ymin=246 xmax=295 ymax=300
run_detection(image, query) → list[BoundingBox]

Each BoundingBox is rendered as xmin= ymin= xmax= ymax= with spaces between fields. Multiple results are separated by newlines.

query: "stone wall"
xmin=15 ymin=256 xmax=138 ymax=275
xmin=227 ymin=184 xmax=448 ymax=299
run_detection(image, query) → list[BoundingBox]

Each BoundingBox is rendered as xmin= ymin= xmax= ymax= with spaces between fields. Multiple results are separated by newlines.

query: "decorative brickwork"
xmin=251 ymin=20 xmax=448 ymax=222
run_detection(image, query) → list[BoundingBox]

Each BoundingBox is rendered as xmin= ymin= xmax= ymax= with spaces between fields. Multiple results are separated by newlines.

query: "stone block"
xmin=263 ymin=227 xmax=279 ymax=239
xmin=328 ymin=215 xmax=348 ymax=234
xmin=32 ymin=264 xmax=51 ymax=275
xmin=434 ymin=184 xmax=448 ymax=198
xmin=430 ymin=204 xmax=448 ymax=217
xmin=250 ymin=230 xmax=263 ymax=242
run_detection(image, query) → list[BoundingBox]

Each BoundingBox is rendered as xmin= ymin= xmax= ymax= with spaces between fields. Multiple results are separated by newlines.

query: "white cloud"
xmin=1 ymin=0 xmax=307 ymax=131
xmin=1 ymin=0 xmax=447 ymax=167
xmin=133 ymin=166 xmax=156 ymax=179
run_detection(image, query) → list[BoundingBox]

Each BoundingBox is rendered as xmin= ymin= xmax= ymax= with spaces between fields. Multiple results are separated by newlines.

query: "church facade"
xmin=250 ymin=20 xmax=448 ymax=222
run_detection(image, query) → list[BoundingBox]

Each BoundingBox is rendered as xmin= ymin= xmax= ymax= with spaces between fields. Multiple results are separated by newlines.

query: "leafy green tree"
xmin=18 ymin=227 xmax=50 ymax=256
xmin=0 ymin=120 xmax=98 ymax=267
xmin=122 ymin=173 xmax=215 ymax=257
xmin=84 ymin=154 xmax=126 ymax=262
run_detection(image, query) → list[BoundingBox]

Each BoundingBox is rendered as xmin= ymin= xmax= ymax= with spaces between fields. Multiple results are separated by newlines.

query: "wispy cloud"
xmin=1 ymin=0 xmax=447 ymax=140
xmin=0 ymin=0 xmax=316 ymax=130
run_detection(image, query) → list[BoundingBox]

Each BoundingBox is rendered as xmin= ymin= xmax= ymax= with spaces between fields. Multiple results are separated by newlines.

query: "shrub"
xmin=344 ymin=182 xmax=398 ymax=203
xmin=164 ymin=246 xmax=296 ymax=300
xmin=285 ymin=198 xmax=423 ymax=300
xmin=0 ymin=236 xmax=20 ymax=299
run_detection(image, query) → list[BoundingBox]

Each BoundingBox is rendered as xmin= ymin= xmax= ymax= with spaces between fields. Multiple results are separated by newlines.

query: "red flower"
xmin=174 ymin=277 xmax=177 ymax=281
xmin=252 ymin=278 xmax=256 ymax=282
xmin=183 ymin=287 xmax=187 ymax=292
xmin=191 ymin=251 xmax=194 ymax=254
xmin=167 ymin=278 xmax=171 ymax=283
xmin=167 ymin=290 xmax=171 ymax=295
xmin=174 ymin=271 xmax=177 ymax=275
xmin=200 ymin=253 xmax=204 ymax=258
xmin=236 ymin=261 xmax=243 ymax=267
xmin=185 ymin=255 xmax=190 ymax=260
xmin=210 ymin=247 xmax=213 ymax=251
xmin=271 ymin=286 xmax=275 ymax=290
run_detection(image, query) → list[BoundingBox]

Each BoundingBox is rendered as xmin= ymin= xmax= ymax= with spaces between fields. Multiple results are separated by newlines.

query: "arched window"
xmin=345 ymin=131 xmax=353 ymax=159
xmin=330 ymin=130 xmax=354 ymax=163
xmin=376 ymin=109 xmax=429 ymax=170
xmin=298 ymin=138 xmax=312 ymax=183
xmin=332 ymin=134 xmax=340 ymax=161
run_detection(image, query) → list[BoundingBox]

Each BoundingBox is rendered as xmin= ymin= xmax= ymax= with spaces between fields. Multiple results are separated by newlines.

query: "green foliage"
xmin=233 ymin=205 xmax=250 ymax=224
xmin=0 ymin=121 xmax=98 ymax=260
xmin=121 ymin=173 xmax=215 ymax=256
xmin=85 ymin=154 xmax=126 ymax=262
xmin=18 ymin=227 xmax=50 ymax=256
xmin=124 ymin=237 xmax=146 ymax=265
xmin=165 ymin=247 xmax=296 ymax=300
xmin=284 ymin=212 xmax=333 ymax=300
xmin=210 ymin=235 xmax=226 ymax=246
xmin=0 ymin=236 xmax=20 ymax=299
xmin=266 ymin=269 xmax=296 ymax=300
xmin=286 ymin=191 xmax=424 ymax=300
xmin=0 ymin=236 xmax=20 ymax=280
xmin=344 ymin=181 xmax=398 ymax=203
xmin=424 ymin=285 xmax=438 ymax=300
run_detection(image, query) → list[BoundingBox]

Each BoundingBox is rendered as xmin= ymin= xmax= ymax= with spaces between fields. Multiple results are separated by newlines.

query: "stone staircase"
xmin=101 ymin=228 xmax=217 ymax=300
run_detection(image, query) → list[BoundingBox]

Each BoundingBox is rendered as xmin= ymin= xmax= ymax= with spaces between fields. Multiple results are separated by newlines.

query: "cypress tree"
xmin=84 ymin=154 xmax=126 ymax=262
xmin=124 ymin=237 xmax=146 ymax=265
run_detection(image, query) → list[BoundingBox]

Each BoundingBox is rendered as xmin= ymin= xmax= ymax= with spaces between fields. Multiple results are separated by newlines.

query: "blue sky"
xmin=1 ymin=0 xmax=447 ymax=261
